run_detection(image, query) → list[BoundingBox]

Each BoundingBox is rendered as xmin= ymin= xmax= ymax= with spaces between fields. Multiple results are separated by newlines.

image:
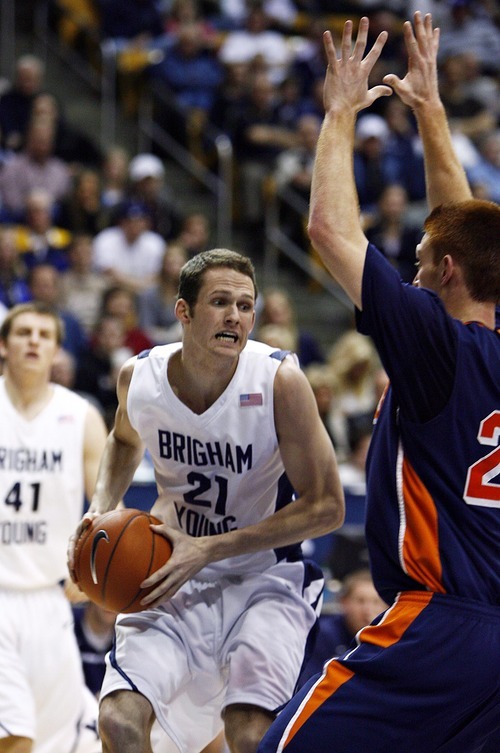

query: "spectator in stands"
xmin=218 ymin=0 xmax=299 ymax=35
xmin=303 ymin=363 xmax=338 ymax=448
xmin=364 ymin=184 xmax=424 ymax=283
xmin=256 ymin=286 xmax=325 ymax=368
xmin=438 ymin=53 xmax=496 ymax=143
xmin=298 ymin=570 xmax=387 ymax=688
xmin=175 ymin=211 xmax=211 ymax=257
xmin=128 ymin=153 xmax=183 ymax=241
xmin=273 ymin=113 xmax=321 ymax=247
xmin=326 ymin=331 xmax=381 ymax=462
xmin=0 ymin=116 xmax=72 ymax=221
xmin=290 ymin=16 xmax=327 ymax=101
xmin=74 ymin=313 xmax=132 ymax=429
xmin=100 ymin=145 xmax=130 ymax=209
xmin=92 ymin=199 xmax=166 ymax=293
xmin=459 ymin=50 xmax=498 ymax=122
xmin=209 ymin=60 xmax=250 ymax=134
xmin=149 ymin=21 xmax=224 ymax=148
xmin=99 ymin=284 xmax=154 ymax=354
xmin=274 ymin=75 xmax=306 ymax=130
xmin=29 ymin=91 xmax=103 ymax=169
xmin=97 ymin=0 xmax=165 ymax=45
xmin=0 ymin=226 xmax=31 ymax=309
xmin=353 ymin=114 xmax=393 ymax=214
xmin=59 ymin=233 xmax=110 ymax=335
xmin=438 ymin=0 xmax=500 ymax=76
xmin=231 ymin=71 xmax=297 ymax=231
xmin=255 ymin=322 xmax=296 ymax=352
xmin=50 ymin=346 xmax=106 ymax=414
xmin=466 ymin=129 xmax=500 ymax=203
xmin=57 ymin=167 xmax=111 ymax=236
xmin=218 ymin=1 xmax=292 ymax=85
xmin=28 ymin=262 xmax=88 ymax=360
xmin=163 ymin=0 xmax=219 ymax=49
xmin=137 ymin=242 xmax=187 ymax=345
xmin=11 ymin=188 xmax=72 ymax=272
xmin=337 ymin=419 xmax=373 ymax=498
xmin=0 ymin=54 xmax=45 ymax=152
xmin=382 ymin=97 xmax=426 ymax=203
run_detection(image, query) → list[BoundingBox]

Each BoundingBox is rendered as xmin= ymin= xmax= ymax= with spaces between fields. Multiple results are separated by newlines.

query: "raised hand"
xmin=383 ymin=12 xmax=440 ymax=111
xmin=322 ymin=17 xmax=392 ymax=118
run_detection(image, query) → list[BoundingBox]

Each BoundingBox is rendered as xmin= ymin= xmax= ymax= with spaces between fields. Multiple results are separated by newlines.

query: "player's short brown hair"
xmin=0 ymin=302 xmax=64 ymax=345
xmin=424 ymin=200 xmax=500 ymax=303
xmin=177 ymin=248 xmax=258 ymax=310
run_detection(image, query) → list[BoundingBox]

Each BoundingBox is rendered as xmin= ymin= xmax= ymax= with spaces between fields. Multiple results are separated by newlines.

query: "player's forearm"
xmin=308 ymin=110 xmax=367 ymax=308
xmin=201 ymin=487 xmax=345 ymax=565
xmin=413 ymin=99 xmax=472 ymax=209
xmin=89 ymin=432 xmax=144 ymax=514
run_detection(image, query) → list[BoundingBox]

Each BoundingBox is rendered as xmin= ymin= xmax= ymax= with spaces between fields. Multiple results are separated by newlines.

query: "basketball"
xmin=73 ymin=508 xmax=172 ymax=613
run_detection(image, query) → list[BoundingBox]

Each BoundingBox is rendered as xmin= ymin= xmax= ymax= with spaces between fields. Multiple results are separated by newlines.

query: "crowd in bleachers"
xmin=1 ymin=6 xmax=497 ymax=729
xmin=0 ymin=0 xmax=497 ymax=505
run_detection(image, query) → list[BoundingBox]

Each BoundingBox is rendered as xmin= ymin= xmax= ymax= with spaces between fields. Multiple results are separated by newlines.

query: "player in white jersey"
xmin=68 ymin=248 xmax=345 ymax=753
xmin=0 ymin=302 xmax=108 ymax=753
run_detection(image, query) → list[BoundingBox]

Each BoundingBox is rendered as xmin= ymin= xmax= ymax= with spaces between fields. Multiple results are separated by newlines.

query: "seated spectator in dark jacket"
xmin=97 ymin=0 xmax=164 ymax=44
xmin=364 ymin=184 xmax=423 ymax=284
xmin=74 ymin=313 xmax=132 ymax=429
xmin=298 ymin=569 xmax=387 ymax=688
xmin=30 ymin=92 xmax=103 ymax=169
xmin=0 ymin=54 xmax=45 ymax=152
xmin=127 ymin=153 xmax=183 ymax=241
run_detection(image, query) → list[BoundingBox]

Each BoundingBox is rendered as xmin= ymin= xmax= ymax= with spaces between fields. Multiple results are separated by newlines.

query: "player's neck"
xmin=450 ymin=301 xmax=495 ymax=329
xmin=168 ymin=348 xmax=238 ymax=414
xmin=4 ymin=370 xmax=54 ymax=418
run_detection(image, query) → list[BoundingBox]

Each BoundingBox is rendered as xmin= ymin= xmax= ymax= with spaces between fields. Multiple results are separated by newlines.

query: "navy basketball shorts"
xmin=258 ymin=591 xmax=500 ymax=753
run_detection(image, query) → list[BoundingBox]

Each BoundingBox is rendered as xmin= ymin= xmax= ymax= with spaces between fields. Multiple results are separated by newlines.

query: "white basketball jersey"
xmin=128 ymin=340 xmax=301 ymax=577
xmin=0 ymin=379 xmax=88 ymax=589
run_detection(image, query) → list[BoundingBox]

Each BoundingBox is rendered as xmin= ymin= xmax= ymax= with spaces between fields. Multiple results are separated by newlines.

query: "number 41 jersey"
xmin=0 ymin=378 xmax=88 ymax=590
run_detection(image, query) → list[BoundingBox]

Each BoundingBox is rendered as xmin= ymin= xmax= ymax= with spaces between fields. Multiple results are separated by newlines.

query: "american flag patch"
xmin=239 ymin=393 xmax=263 ymax=407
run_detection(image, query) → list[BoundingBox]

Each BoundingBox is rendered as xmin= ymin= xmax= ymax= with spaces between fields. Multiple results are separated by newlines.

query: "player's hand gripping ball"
xmin=73 ymin=508 xmax=172 ymax=613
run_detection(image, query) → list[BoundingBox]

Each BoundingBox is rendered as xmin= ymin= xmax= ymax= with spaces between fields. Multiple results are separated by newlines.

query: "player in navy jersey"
xmin=257 ymin=12 xmax=499 ymax=753
xmin=68 ymin=248 xmax=345 ymax=753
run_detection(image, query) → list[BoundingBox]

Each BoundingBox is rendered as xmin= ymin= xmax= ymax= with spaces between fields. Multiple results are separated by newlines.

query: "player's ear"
xmin=441 ymin=254 xmax=454 ymax=286
xmin=0 ymin=340 xmax=6 ymax=359
xmin=175 ymin=298 xmax=192 ymax=324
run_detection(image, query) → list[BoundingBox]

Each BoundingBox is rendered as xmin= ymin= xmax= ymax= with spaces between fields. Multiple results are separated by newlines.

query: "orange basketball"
xmin=73 ymin=508 xmax=172 ymax=613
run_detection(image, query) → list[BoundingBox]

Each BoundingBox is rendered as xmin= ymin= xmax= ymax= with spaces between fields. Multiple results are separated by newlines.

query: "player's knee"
xmin=99 ymin=693 xmax=151 ymax=752
xmin=224 ymin=712 xmax=273 ymax=753
xmin=225 ymin=727 xmax=263 ymax=753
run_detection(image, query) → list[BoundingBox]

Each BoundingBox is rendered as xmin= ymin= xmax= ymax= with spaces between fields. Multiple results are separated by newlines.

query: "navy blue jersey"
xmin=357 ymin=244 xmax=499 ymax=606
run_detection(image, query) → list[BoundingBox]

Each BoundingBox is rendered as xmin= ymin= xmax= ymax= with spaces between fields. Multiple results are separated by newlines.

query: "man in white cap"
xmin=128 ymin=153 xmax=183 ymax=241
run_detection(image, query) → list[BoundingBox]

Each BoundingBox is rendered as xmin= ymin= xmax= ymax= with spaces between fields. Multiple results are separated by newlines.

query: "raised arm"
xmin=307 ymin=18 xmax=392 ymax=309
xmin=383 ymin=12 xmax=472 ymax=209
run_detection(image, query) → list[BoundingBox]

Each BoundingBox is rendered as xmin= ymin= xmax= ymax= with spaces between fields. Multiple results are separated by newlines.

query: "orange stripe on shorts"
xmin=282 ymin=591 xmax=433 ymax=748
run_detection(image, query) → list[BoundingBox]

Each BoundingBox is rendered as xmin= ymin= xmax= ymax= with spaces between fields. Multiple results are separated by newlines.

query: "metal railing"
xmin=136 ymin=81 xmax=234 ymax=248
xmin=23 ymin=1 xmax=351 ymax=305
xmin=263 ymin=182 xmax=352 ymax=306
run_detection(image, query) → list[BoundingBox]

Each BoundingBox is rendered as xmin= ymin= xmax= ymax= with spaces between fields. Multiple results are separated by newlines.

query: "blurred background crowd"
xmin=0 ymin=0 xmax=498 ymax=670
